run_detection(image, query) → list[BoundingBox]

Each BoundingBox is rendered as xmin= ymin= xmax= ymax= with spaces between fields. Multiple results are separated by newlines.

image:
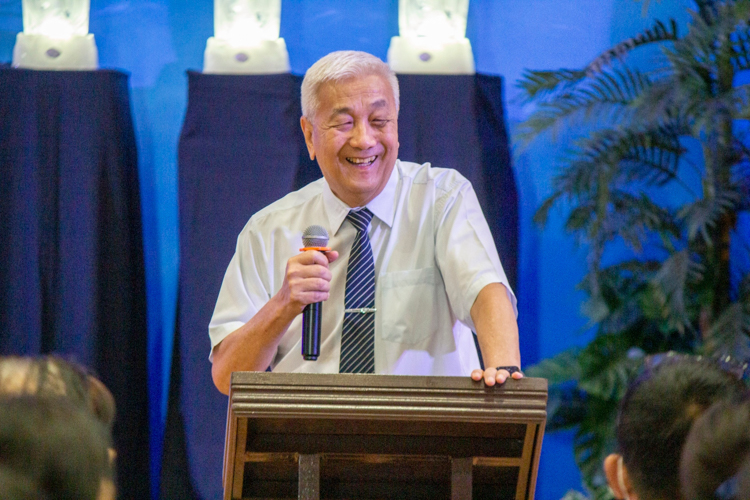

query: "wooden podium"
xmin=222 ymin=373 xmax=547 ymax=500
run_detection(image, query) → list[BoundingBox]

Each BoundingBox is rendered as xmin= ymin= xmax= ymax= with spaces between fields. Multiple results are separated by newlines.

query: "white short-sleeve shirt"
xmin=209 ymin=160 xmax=517 ymax=376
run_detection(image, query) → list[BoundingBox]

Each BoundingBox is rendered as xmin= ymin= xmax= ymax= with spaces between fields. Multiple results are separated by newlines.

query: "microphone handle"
xmin=302 ymin=302 xmax=322 ymax=360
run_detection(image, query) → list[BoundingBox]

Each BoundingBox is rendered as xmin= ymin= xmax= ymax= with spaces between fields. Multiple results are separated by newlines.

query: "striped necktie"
xmin=339 ymin=208 xmax=376 ymax=374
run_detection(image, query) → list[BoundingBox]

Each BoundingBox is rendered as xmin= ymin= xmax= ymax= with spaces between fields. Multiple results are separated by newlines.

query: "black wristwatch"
xmin=495 ymin=365 xmax=521 ymax=375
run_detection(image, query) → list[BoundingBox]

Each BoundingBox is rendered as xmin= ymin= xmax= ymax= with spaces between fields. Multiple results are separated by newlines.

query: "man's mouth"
xmin=346 ymin=155 xmax=377 ymax=166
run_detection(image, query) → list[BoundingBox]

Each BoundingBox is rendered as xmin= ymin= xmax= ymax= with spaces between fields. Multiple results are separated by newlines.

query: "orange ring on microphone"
xmin=299 ymin=247 xmax=331 ymax=252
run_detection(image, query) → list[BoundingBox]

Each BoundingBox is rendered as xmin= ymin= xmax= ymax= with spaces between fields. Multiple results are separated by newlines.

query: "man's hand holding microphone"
xmin=283 ymin=226 xmax=339 ymax=361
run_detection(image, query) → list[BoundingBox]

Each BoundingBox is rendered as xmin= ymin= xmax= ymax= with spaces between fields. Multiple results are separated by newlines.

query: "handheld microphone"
xmin=300 ymin=225 xmax=330 ymax=361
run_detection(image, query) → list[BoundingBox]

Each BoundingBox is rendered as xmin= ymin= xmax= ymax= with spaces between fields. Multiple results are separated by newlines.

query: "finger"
xmin=325 ymin=250 xmax=339 ymax=263
xmin=304 ymin=290 xmax=329 ymax=303
xmin=288 ymin=277 xmax=332 ymax=305
xmin=484 ymin=368 xmax=497 ymax=387
xmin=471 ymin=369 xmax=484 ymax=381
xmin=296 ymin=265 xmax=333 ymax=282
xmin=292 ymin=250 xmax=328 ymax=267
xmin=495 ymin=369 xmax=510 ymax=384
xmin=511 ymin=371 xmax=524 ymax=379
xmin=296 ymin=277 xmax=331 ymax=293
xmin=288 ymin=284 xmax=330 ymax=306
xmin=288 ymin=259 xmax=333 ymax=282
xmin=307 ymin=250 xmax=332 ymax=266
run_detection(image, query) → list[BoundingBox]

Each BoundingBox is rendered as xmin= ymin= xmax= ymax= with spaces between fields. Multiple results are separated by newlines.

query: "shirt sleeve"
xmin=434 ymin=178 xmax=518 ymax=331
xmin=208 ymin=224 xmax=272 ymax=361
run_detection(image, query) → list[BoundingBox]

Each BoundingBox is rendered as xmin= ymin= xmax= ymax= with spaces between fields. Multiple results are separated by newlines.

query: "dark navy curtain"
xmin=398 ymin=74 xmax=517 ymax=290
xmin=0 ymin=68 xmax=150 ymax=499
xmin=163 ymin=72 xmax=516 ymax=500
xmin=163 ymin=72 xmax=315 ymax=500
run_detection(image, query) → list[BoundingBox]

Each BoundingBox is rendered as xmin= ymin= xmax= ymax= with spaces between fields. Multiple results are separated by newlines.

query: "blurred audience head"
xmin=0 ymin=467 xmax=45 ymax=500
xmin=680 ymin=396 xmax=750 ymax=500
xmin=0 ymin=396 xmax=113 ymax=500
xmin=0 ymin=355 xmax=115 ymax=432
xmin=604 ymin=353 xmax=747 ymax=500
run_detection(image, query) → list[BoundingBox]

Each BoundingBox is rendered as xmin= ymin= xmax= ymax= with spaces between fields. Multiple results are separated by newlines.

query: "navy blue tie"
xmin=339 ymin=208 xmax=376 ymax=374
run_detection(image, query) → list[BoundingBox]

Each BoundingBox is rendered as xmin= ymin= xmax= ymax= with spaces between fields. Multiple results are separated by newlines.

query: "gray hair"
xmin=301 ymin=50 xmax=400 ymax=119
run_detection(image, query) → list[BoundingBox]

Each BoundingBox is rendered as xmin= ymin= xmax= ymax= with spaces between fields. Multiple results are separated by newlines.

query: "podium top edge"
xmin=229 ymin=372 xmax=547 ymax=392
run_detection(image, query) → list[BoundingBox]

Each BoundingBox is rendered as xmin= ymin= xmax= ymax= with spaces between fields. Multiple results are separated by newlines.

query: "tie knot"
xmin=347 ymin=208 xmax=373 ymax=233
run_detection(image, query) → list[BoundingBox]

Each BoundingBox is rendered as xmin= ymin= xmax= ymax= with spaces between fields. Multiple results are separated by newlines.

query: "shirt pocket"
xmin=379 ymin=267 xmax=441 ymax=345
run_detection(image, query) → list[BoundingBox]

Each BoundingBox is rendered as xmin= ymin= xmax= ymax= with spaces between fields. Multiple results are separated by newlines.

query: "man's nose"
xmin=349 ymin=121 xmax=377 ymax=149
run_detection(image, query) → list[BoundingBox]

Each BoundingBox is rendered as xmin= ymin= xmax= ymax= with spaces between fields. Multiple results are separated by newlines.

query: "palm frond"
xmin=532 ymin=193 xmax=563 ymax=227
xmin=729 ymin=25 xmax=750 ymax=72
xmin=692 ymin=0 xmax=750 ymax=49
xmin=702 ymin=301 xmax=750 ymax=363
xmin=728 ymin=84 xmax=750 ymax=120
xmin=517 ymin=69 xmax=588 ymax=101
xmin=519 ymin=67 xmax=652 ymax=138
xmin=573 ymin=397 xmax=618 ymax=498
xmin=587 ymin=20 xmax=679 ymax=75
xmin=559 ymin=191 xmax=680 ymax=258
xmin=566 ymin=127 xmax=684 ymax=190
xmin=577 ymin=334 xmax=640 ymax=400
xmin=607 ymin=192 xmax=681 ymax=250
xmin=647 ymin=249 xmax=703 ymax=334
xmin=534 ymin=129 xmax=685 ymax=245
xmin=535 ymin=129 xmax=685 ymax=256
xmin=666 ymin=3 xmax=750 ymax=94
xmin=545 ymin=386 xmax=590 ymax=432
xmin=525 ymin=347 xmax=583 ymax=384
xmin=677 ymin=186 xmax=744 ymax=243
xmin=731 ymin=159 xmax=750 ymax=212
xmin=579 ymin=260 xmax=659 ymax=331
xmin=627 ymin=77 xmax=696 ymax=132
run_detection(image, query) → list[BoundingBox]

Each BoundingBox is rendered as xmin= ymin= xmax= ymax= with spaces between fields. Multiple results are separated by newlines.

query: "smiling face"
xmin=300 ymin=73 xmax=399 ymax=208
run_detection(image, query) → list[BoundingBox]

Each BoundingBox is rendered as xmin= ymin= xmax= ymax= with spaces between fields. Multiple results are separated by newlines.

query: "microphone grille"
xmin=302 ymin=225 xmax=329 ymax=248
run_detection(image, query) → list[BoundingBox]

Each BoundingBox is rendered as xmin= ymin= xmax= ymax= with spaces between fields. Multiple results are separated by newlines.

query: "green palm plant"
xmin=519 ymin=1 xmax=750 ymax=498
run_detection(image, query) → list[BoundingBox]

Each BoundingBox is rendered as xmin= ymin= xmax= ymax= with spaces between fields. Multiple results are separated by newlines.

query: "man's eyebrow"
xmin=329 ymin=106 xmax=353 ymax=118
xmin=328 ymin=99 xmax=390 ymax=118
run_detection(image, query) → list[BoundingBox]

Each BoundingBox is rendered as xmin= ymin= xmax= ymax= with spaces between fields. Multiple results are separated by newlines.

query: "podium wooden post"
xmin=223 ymin=373 xmax=547 ymax=500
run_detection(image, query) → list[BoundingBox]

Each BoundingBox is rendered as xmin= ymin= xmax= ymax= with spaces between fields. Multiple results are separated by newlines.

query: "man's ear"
xmin=604 ymin=453 xmax=634 ymax=500
xmin=300 ymin=116 xmax=316 ymax=161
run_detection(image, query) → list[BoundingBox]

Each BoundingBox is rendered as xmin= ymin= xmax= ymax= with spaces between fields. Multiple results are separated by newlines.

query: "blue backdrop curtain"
xmin=0 ymin=67 xmax=151 ymax=499
xmin=164 ymin=71 xmax=517 ymax=499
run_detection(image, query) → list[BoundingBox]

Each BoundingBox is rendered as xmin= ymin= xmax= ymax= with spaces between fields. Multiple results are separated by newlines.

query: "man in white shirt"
xmin=209 ymin=50 xmax=521 ymax=394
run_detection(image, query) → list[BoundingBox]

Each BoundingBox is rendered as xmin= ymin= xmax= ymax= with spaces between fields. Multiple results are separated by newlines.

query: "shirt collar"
xmin=322 ymin=160 xmax=400 ymax=235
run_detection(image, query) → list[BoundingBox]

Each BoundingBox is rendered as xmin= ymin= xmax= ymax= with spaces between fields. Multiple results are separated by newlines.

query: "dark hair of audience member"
xmin=0 ymin=467 xmax=48 ymax=500
xmin=615 ymin=357 xmax=746 ymax=500
xmin=0 ymin=355 xmax=115 ymax=433
xmin=680 ymin=396 xmax=750 ymax=500
xmin=0 ymin=396 xmax=111 ymax=500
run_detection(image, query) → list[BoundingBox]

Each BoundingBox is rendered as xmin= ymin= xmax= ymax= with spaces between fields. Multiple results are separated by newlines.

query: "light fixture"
xmin=203 ymin=0 xmax=290 ymax=74
xmin=387 ymin=0 xmax=474 ymax=75
xmin=12 ymin=0 xmax=98 ymax=70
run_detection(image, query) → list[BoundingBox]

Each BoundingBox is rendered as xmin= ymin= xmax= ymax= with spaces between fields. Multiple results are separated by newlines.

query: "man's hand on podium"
xmin=471 ymin=366 xmax=524 ymax=387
